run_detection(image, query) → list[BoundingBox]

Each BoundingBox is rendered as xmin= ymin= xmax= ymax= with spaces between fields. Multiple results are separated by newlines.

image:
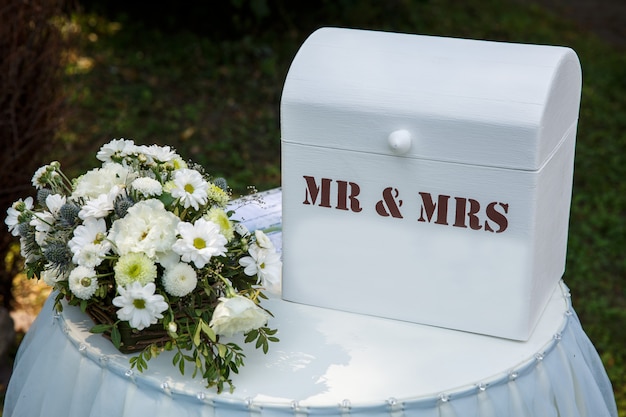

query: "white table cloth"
xmin=4 ymin=189 xmax=618 ymax=417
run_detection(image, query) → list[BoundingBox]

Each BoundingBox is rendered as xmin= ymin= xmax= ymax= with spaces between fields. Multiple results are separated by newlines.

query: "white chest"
xmin=280 ymin=28 xmax=581 ymax=340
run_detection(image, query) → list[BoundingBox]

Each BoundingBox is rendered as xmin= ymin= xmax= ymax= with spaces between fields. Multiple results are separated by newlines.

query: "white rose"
xmin=254 ymin=229 xmax=274 ymax=249
xmin=209 ymin=296 xmax=269 ymax=337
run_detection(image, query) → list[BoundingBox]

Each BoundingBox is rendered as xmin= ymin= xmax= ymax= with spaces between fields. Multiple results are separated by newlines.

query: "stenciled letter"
xmin=336 ymin=180 xmax=362 ymax=212
xmin=417 ymin=192 xmax=450 ymax=225
xmin=303 ymin=176 xmax=332 ymax=208
xmin=453 ymin=197 xmax=482 ymax=230
xmin=484 ymin=202 xmax=509 ymax=233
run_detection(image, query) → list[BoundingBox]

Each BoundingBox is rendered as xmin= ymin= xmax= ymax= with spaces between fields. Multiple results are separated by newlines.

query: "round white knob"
xmin=388 ymin=130 xmax=412 ymax=154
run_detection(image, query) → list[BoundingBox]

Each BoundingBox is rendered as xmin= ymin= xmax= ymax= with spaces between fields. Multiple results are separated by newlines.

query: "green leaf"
xmin=193 ymin=322 xmax=202 ymax=346
xmin=159 ymin=192 xmax=175 ymax=207
xmin=244 ymin=329 xmax=258 ymax=343
xmin=200 ymin=320 xmax=216 ymax=343
xmin=90 ymin=323 xmax=112 ymax=333
xmin=263 ymin=327 xmax=278 ymax=335
xmin=217 ymin=344 xmax=227 ymax=358
xmin=111 ymin=325 xmax=121 ymax=349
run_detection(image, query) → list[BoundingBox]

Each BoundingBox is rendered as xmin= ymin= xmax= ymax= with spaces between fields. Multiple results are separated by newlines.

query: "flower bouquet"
xmin=5 ymin=139 xmax=281 ymax=392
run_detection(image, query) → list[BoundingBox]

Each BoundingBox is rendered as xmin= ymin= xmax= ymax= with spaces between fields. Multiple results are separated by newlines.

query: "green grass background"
xmin=8 ymin=0 xmax=626 ymax=414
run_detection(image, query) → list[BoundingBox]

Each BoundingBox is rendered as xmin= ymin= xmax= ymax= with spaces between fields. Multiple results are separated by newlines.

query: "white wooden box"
xmin=280 ymin=28 xmax=582 ymax=340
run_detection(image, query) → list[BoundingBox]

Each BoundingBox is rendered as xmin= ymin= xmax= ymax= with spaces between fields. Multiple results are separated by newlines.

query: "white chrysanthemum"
xmin=69 ymin=217 xmax=110 ymax=259
xmin=44 ymin=194 xmax=66 ymax=215
xmin=207 ymin=183 xmax=230 ymax=207
xmin=73 ymin=242 xmax=108 ymax=268
xmin=172 ymin=218 xmax=227 ymax=268
xmin=78 ymin=186 xmax=122 ymax=220
xmin=206 ymin=208 xmax=234 ymax=241
xmin=171 ymin=157 xmax=187 ymax=170
xmin=131 ymin=177 xmax=163 ymax=197
xmin=108 ymin=199 xmax=179 ymax=258
xmin=239 ymin=244 xmax=282 ymax=294
xmin=209 ymin=295 xmax=269 ymax=337
xmin=142 ymin=144 xmax=178 ymax=163
xmin=68 ymin=266 xmax=98 ymax=300
xmin=162 ymin=262 xmax=197 ymax=297
xmin=72 ymin=163 xmax=133 ymax=200
xmin=114 ymin=252 xmax=157 ymax=287
xmin=170 ymin=168 xmax=208 ymax=210
xmin=96 ymin=138 xmax=138 ymax=162
xmin=5 ymin=197 xmax=33 ymax=236
xmin=112 ymin=282 xmax=168 ymax=330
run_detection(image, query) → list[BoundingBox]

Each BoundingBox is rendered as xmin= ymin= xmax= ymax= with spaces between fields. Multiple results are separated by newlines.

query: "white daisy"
xmin=31 ymin=162 xmax=61 ymax=189
xmin=172 ymin=218 xmax=227 ymax=268
xmin=44 ymin=194 xmax=66 ymax=215
xmin=131 ymin=177 xmax=163 ymax=197
xmin=69 ymin=217 xmax=111 ymax=265
xmin=162 ymin=262 xmax=197 ymax=297
xmin=112 ymin=282 xmax=168 ymax=330
xmin=239 ymin=244 xmax=282 ymax=294
xmin=30 ymin=211 xmax=54 ymax=246
xmin=209 ymin=295 xmax=269 ymax=337
xmin=31 ymin=166 xmax=48 ymax=189
xmin=5 ymin=197 xmax=33 ymax=236
xmin=68 ymin=266 xmax=98 ymax=300
xmin=170 ymin=168 xmax=208 ymax=210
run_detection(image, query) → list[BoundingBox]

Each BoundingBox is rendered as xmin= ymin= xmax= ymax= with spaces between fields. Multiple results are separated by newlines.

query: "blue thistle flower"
xmin=213 ymin=177 xmax=228 ymax=191
xmin=37 ymin=188 xmax=53 ymax=207
xmin=114 ymin=195 xmax=135 ymax=218
xmin=59 ymin=203 xmax=81 ymax=226
xmin=43 ymin=241 xmax=72 ymax=272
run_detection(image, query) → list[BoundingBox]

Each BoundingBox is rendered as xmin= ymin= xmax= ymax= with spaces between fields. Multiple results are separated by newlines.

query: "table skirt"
xmin=4 ymin=285 xmax=618 ymax=417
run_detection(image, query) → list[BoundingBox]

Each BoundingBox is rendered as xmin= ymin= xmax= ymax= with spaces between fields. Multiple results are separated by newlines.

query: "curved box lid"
xmin=281 ymin=27 xmax=582 ymax=171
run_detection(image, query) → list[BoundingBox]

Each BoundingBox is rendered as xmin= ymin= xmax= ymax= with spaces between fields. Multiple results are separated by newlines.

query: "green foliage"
xmin=52 ymin=0 xmax=625 ymax=412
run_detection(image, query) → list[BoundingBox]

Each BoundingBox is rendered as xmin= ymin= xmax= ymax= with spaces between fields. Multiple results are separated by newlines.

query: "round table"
xmin=4 ymin=190 xmax=618 ymax=416
xmin=4 ymin=280 xmax=618 ymax=417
